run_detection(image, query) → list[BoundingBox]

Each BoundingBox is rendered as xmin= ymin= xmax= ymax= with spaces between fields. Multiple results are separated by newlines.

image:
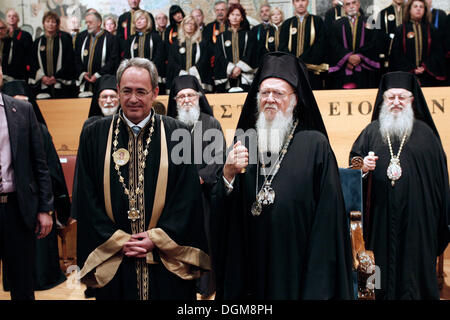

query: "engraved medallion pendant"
xmin=387 ymin=157 xmax=402 ymax=186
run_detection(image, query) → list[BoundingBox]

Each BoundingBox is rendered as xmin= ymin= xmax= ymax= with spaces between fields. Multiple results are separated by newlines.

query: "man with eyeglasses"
xmin=210 ymin=52 xmax=354 ymax=299
xmin=349 ymin=71 xmax=449 ymax=299
xmin=166 ymin=75 xmax=226 ymax=299
xmin=73 ymin=57 xmax=210 ymax=300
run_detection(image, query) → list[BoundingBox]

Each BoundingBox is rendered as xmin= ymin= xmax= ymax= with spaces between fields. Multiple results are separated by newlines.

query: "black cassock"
xmin=327 ymin=15 xmax=381 ymax=89
xmin=11 ymin=29 xmax=33 ymax=78
xmin=125 ymin=31 xmax=165 ymax=89
xmin=74 ymin=30 xmax=120 ymax=94
xmin=73 ymin=114 xmax=208 ymax=300
xmin=29 ymin=31 xmax=76 ymax=99
xmin=211 ymin=129 xmax=354 ymax=300
xmin=213 ymin=29 xmax=257 ymax=93
xmin=278 ymin=15 xmax=327 ymax=89
xmin=350 ymin=120 xmax=449 ymax=300
xmin=389 ymin=21 xmax=446 ymax=86
xmin=166 ymin=40 xmax=212 ymax=93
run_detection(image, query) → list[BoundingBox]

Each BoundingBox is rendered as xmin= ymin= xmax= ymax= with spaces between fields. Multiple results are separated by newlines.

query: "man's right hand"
xmin=348 ymin=54 xmax=361 ymax=66
xmin=223 ymin=141 xmax=248 ymax=183
xmin=362 ymin=152 xmax=378 ymax=173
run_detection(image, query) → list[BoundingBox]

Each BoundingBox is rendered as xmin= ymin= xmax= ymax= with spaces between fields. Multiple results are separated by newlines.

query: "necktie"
xmin=132 ymin=125 xmax=141 ymax=135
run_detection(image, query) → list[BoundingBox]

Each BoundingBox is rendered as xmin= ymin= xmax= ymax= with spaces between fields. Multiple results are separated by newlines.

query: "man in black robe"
xmin=75 ymin=12 xmax=120 ymax=97
xmin=376 ymin=0 xmax=405 ymax=74
xmin=327 ymin=0 xmax=381 ymax=89
xmin=204 ymin=1 xmax=229 ymax=46
xmin=324 ymin=0 xmax=346 ymax=30
xmin=167 ymin=75 xmax=226 ymax=298
xmin=426 ymin=0 xmax=446 ymax=41
xmin=117 ymin=0 xmax=155 ymax=59
xmin=210 ymin=52 xmax=354 ymax=300
xmin=279 ymin=0 xmax=328 ymax=89
xmin=73 ymin=57 xmax=210 ymax=300
xmin=349 ymin=71 xmax=449 ymax=300
xmin=253 ymin=3 xmax=273 ymax=68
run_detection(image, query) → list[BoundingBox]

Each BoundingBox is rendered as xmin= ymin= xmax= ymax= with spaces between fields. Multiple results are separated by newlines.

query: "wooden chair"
xmin=339 ymin=157 xmax=376 ymax=300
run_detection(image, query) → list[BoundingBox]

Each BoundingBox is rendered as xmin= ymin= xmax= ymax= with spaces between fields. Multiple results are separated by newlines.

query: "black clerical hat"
xmin=2 ymin=80 xmax=46 ymax=126
xmin=236 ymin=52 xmax=328 ymax=139
xmin=88 ymin=74 xmax=118 ymax=117
xmin=166 ymin=75 xmax=214 ymax=118
xmin=371 ymin=71 xmax=440 ymax=141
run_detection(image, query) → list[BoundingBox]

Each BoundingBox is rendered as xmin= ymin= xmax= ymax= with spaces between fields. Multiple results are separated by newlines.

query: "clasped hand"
xmin=122 ymin=231 xmax=155 ymax=258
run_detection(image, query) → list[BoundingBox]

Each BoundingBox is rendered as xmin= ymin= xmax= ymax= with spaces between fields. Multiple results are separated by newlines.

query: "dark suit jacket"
xmin=2 ymin=93 xmax=53 ymax=230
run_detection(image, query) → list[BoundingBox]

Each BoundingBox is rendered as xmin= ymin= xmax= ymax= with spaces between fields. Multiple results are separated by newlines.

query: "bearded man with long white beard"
xmin=210 ymin=52 xmax=354 ymax=300
xmin=350 ymin=71 xmax=449 ymax=300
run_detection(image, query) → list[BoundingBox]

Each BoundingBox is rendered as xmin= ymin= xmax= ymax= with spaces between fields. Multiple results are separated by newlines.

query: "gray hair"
xmin=116 ymin=58 xmax=159 ymax=90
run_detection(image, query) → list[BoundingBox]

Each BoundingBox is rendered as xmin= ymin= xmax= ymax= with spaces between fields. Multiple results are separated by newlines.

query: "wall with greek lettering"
xmin=38 ymin=87 xmax=449 ymax=168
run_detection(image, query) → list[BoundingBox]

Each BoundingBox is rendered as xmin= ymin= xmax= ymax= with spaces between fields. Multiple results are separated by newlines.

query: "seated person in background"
xmin=29 ymin=11 xmax=76 ymax=100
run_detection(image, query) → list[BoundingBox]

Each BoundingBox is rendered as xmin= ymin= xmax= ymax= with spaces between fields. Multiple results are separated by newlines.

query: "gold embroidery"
xmin=45 ymin=36 xmax=55 ymax=77
xmin=185 ymin=38 xmax=192 ymax=71
xmin=138 ymin=33 xmax=145 ymax=58
xmin=231 ymin=30 xmax=239 ymax=64
xmin=412 ymin=22 xmax=422 ymax=68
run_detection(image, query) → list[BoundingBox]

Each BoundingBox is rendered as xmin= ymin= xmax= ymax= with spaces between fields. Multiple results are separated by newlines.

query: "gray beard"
xmin=177 ymin=103 xmax=200 ymax=127
xmin=255 ymin=99 xmax=295 ymax=155
xmin=379 ymin=101 xmax=414 ymax=143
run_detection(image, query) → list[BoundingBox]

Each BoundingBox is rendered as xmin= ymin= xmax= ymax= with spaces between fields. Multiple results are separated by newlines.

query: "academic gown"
xmin=167 ymin=40 xmax=213 ymax=93
xmin=389 ymin=21 xmax=447 ymax=86
xmin=327 ymin=15 xmax=382 ymax=89
xmin=11 ymin=29 xmax=33 ymax=79
xmin=73 ymin=114 xmax=208 ymax=300
xmin=350 ymin=120 xmax=449 ymax=300
xmin=324 ymin=5 xmax=345 ymax=31
xmin=29 ymin=31 xmax=77 ymax=99
xmin=125 ymin=31 xmax=165 ymax=88
xmin=213 ymin=29 xmax=257 ymax=93
xmin=376 ymin=5 xmax=404 ymax=73
xmin=0 ymin=36 xmax=28 ymax=81
xmin=117 ymin=10 xmax=156 ymax=58
xmin=253 ymin=23 xmax=275 ymax=67
xmin=278 ymin=15 xmax=327 ymax=89
xmin=210 ymin=129 xmax=354 ymax=300
xmin=74 ymin=30 xmax=120 ymax=93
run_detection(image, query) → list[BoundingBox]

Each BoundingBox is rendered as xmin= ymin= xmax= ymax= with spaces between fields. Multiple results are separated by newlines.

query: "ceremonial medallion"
xmin=172 ymin=32 xmax=178 ymax=38
xmin=224 ymin=40 xmax=231 ymax=47
xmin=179 ymin=47 xmax=186 ymax=54
xmin=268 ymin=36 xmax=275 ymax=43
xmin=389 ymin=33 xmax=395 ymax=39
xmin=113 ymin=148 xmax=130 ymax=166
xmin=387 ymin=157 xmax=402 ymax=186
xmin=388 ymin=14 xmax=395 ymax=21
xmin=257 ymin=185 xmax=275 ymax=205
xmin=83 ymin=49 xmax=89 ymax=56
xmin=251 ymin=201 xmax=262 ymax=216
xmin=214 ymin=30 xmax=220 ymax=36
xmin=122 ymin=22 xmax=127 ymax=28
xmin=133 ymin=43 xmax=138 ymax=50
xmin=290 ymin=27 xmax=297 ymax=35
xmin=40 ymin=45 xmax=46 ymax=51
xmin=128 ymin=208 xmax=140 ymax=221
xmin=407 ymin=32 xmax=415 ymax=39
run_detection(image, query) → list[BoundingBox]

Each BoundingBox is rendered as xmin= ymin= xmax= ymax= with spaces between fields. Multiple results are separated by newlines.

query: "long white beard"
xmin=177 ymin=102 xmax=200 ymax=127
xmin=255 ymin=95 xmax=296 ymax=155
xmin=100 ymin=105 xmax=119 ymax=116
xmin=379 ymin=101 xmax=414 ymax=143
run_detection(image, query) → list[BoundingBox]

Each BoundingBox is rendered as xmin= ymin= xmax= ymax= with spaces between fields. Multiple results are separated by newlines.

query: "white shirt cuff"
xmin=223 ymin=175 xmax=235 ymax=195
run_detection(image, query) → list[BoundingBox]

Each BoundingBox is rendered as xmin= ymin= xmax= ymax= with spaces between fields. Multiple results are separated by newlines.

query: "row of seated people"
xmin=1 ymin=0 xmax=449 ymax=101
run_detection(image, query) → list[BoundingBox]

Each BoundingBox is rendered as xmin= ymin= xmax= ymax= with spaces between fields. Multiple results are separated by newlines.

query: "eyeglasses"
xmin=174 ymin=92 xmax=199 ymax=101
xmin=120 ymin=88 xmax=152 ymax=99
xmin=99 ymin=94 xmax=118 ymax=101
xmin=259 ymin=89 xmax=293 ymax=100
xmin=384 ymin=93 xmax=412 ymax=103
